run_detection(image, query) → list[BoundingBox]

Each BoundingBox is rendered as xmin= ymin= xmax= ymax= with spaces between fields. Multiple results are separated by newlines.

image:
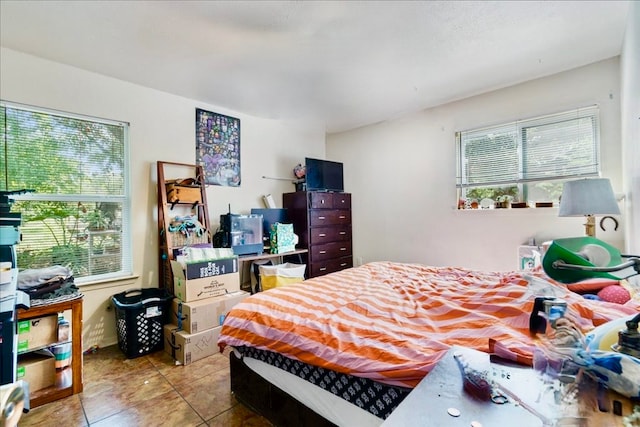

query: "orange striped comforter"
xmin=217 ymin=261 xmax=639 ymax=388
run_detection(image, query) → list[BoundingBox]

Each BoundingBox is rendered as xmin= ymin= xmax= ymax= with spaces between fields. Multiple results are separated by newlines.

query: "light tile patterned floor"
xmin=18 ymin=345 xmax=273 ymax=426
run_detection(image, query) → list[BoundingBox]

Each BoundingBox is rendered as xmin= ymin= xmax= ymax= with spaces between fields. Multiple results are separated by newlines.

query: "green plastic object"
xmin=542 ymin=237 xmax=623 ymax=283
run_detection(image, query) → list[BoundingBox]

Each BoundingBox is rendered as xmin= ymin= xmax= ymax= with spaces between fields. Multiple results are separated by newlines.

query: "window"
xmin=1 ymin=101 xmax=132 ymax=283
xmin=455 ymin=106 xmax=600 ymax=208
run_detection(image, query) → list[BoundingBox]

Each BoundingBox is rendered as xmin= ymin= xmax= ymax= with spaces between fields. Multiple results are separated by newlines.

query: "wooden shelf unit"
xmin=17 ymin=296 xmax=83 ymax=408
xmin=157 ymin=161 xmax=211 ymax=294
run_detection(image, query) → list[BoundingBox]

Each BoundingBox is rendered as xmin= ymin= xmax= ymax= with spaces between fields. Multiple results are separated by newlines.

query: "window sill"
xmin=454 ymin=206 xmax=559 ymax=214
xmin=76 ymin=274 xmax=140 ymax=291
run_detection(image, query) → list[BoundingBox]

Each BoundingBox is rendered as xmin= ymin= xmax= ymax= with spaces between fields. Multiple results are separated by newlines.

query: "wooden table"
xmin=382 ymin=345 xmax=634 ymax=427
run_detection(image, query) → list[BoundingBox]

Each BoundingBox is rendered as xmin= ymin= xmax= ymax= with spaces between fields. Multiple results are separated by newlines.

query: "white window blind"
xmin=456 ymin=106 xmax=600 ymax=203
xmin=1 ymin=101 xmax=132 ymax=283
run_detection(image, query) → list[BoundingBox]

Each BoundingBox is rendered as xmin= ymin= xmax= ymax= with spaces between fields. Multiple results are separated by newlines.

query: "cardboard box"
xmin=172 ymin=291 xmax=249 ymax=333
xmin=17 ymin=349 xmax=56 ymax=392
xmin=185 ymin=257 xmax=238 ymax=280
xmin=171 ymin=260 xmax=240 ymax=302
xmin=164 ymin=324 xmax=222 ymax=365
xmin=17 ymin=314 xmax=58 ymax=353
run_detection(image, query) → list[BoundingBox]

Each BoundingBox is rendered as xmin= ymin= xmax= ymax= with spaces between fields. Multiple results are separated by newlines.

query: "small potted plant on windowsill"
xmin=495 ymin=195 xmax=513 ymax=209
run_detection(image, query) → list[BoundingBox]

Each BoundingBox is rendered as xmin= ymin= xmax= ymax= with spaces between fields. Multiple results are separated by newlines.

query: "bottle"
xmin=57 ymin=315 xmax=70 ymax=342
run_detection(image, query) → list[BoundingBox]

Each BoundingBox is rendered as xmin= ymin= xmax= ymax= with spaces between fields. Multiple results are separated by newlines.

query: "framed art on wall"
xmin=196 ymin=108 xmax=241 ymax=187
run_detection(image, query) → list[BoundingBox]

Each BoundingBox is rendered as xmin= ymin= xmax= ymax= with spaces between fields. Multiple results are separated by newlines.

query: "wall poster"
xmin=195 ymin=108 xmax=241 ymax=187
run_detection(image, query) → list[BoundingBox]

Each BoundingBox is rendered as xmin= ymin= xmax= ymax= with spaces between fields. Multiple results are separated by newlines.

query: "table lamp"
xmin=558 ymin=178 xmax=620 ymax=237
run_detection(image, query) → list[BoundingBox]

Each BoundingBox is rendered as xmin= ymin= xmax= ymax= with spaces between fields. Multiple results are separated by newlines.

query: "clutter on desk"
xmin=269 ymin=222 xmax=298 ymax=254
xmin=213 ymin=207 xmax=263 ymax=256
xmin=530 ymin=294 xmax=640 ymax=400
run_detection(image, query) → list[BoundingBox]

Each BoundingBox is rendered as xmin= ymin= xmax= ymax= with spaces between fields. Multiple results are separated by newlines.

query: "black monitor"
xmin=250 ymin=208 xmax=288 ymax=246
xmin=305 ymin=157 xmax=344 ymax=192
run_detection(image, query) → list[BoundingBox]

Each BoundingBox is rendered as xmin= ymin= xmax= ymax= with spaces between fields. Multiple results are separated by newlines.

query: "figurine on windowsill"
xmin=495 ymin=195 xmax=513 ymax=209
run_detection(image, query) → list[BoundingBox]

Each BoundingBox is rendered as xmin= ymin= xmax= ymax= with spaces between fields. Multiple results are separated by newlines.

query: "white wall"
xmin=328 ymin=58 xmax=624 ymax=272
xmin=0 ymin=48 xmax=326 ymax=349
xmin=621 ymin=1 xmax=640 ymax=256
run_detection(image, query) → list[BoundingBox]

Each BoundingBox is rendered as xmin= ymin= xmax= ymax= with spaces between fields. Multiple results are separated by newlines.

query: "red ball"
xmin=597 ymin=285 xmax=631 ymax=304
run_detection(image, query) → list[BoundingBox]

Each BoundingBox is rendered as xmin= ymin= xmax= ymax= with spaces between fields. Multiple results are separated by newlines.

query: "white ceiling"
xmin=0 ymin=1 xmax=631 ymax=133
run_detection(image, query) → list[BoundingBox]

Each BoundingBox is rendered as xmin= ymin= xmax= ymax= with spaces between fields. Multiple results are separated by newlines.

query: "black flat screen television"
xmin=250 ymin=208 xmax=288 ymax=244
xmin=305 ymin=157 xmax=344 ymax=192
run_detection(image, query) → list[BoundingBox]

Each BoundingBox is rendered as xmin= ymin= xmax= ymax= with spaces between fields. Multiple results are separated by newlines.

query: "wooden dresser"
xmin=283 ymin=191 xmax=353 ymax=278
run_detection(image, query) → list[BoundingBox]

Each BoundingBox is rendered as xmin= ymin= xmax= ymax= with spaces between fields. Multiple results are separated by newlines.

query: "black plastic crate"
xmin=111 ymin=288 xmax=172 ymax=359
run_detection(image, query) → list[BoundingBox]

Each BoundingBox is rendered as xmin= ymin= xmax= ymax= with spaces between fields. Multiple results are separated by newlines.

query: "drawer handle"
xmin=340 ymin=263 xmax=347 ymax=267
xmin=321 ymin=200 xmax=325 ymax=204
xmin=339 ymin=215 xmax=346 ymax=219
xmin=340 ymin=247 xmax=347 ymax=251
xmin=318 ymin=216 xmax=326 ymax=220
xmin=318 ymin=233 xmax=326 ymax=237
xmin=339 ymin=231 xmax=346 ymax=235
xmin=320 ymin=267 xmax=327 ymax=271
xmin=319 ymin=250 xmax=327 ymax=254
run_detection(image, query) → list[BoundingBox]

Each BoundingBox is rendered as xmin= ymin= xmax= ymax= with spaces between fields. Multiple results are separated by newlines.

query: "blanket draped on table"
xmin=18 ymin=265 xmax=80 ymax=304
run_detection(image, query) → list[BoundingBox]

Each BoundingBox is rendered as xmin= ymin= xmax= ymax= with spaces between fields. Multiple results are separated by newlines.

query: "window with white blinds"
xmin=1 ymin=101 xmax=132 ymax=283
xmin=455 ymin=106 xmax=600 ymax=207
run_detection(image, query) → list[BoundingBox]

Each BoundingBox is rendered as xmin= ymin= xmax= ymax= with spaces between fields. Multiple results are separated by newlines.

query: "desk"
xmin=238 ymin=249 xmax=308 ymax=293
xmin=382 ymin=346 xmax=633 ymax=427
xmin=17 ymin=296 xmax=83 ymax=408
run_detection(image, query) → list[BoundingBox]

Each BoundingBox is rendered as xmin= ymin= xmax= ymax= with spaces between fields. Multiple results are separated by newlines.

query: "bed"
xmin=217 ymin=261 xmax=639 ymax=426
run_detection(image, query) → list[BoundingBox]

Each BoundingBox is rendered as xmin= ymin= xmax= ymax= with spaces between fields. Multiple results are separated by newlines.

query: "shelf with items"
xmin=16 ymin=296 xmax=83 ymax=408
xmin=157 ymin=161 xmax=211 ymax=294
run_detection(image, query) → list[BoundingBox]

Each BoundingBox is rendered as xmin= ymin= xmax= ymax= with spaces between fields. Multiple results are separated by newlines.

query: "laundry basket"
xmin=259 ymin=263 xmax=306 ymax=291
xmin=111 ymin=288 xmax=172 ymax=358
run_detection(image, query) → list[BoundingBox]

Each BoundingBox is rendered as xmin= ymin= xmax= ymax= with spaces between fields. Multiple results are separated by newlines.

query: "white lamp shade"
xmin=558 ymin=178 xmax=620 ymax=217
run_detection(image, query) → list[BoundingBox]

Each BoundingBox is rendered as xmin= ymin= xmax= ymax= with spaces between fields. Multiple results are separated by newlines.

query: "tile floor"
xmin=18 ymin=345 xmax=273 ymax=426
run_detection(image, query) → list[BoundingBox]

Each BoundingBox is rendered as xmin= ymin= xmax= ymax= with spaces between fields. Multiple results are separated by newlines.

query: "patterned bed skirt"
xmin=235 ymin=346 xmax=411 ymax=419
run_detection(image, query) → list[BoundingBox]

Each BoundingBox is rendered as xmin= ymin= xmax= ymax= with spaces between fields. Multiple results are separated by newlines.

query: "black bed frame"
xmin=230 ymin=351 xmax=337 ymax=427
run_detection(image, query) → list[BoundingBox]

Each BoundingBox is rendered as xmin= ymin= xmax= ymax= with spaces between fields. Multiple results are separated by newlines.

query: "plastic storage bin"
xmin=259 ymin=263 xmax=306 ymax=291
xmin=111 ymin=288 xmax=172 ymax=358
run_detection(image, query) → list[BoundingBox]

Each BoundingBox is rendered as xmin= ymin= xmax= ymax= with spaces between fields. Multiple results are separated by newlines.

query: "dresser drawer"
xmin=310 ymin=241 xmax=352 ymax=261
xmin=308 ymin=192 xmax=351 ymax=209
xmin=331 ymin=193 xmax=351 ymax=209
xmin=309 ymin=210 xmax=351 ymax=227
xmin=309 ymin=226 xmax=351 ymax=245
xmin=309 ymin=192 xmax=333 ymax=209
xmin=310 ymin=256 xmax=353 ymax=277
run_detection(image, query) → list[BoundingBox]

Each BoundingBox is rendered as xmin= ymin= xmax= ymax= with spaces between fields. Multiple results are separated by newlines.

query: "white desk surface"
xmin=237 ymin=248 xmax=307 ymax=262
xmin=382 ymin=345 xmax=631 ymax=427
